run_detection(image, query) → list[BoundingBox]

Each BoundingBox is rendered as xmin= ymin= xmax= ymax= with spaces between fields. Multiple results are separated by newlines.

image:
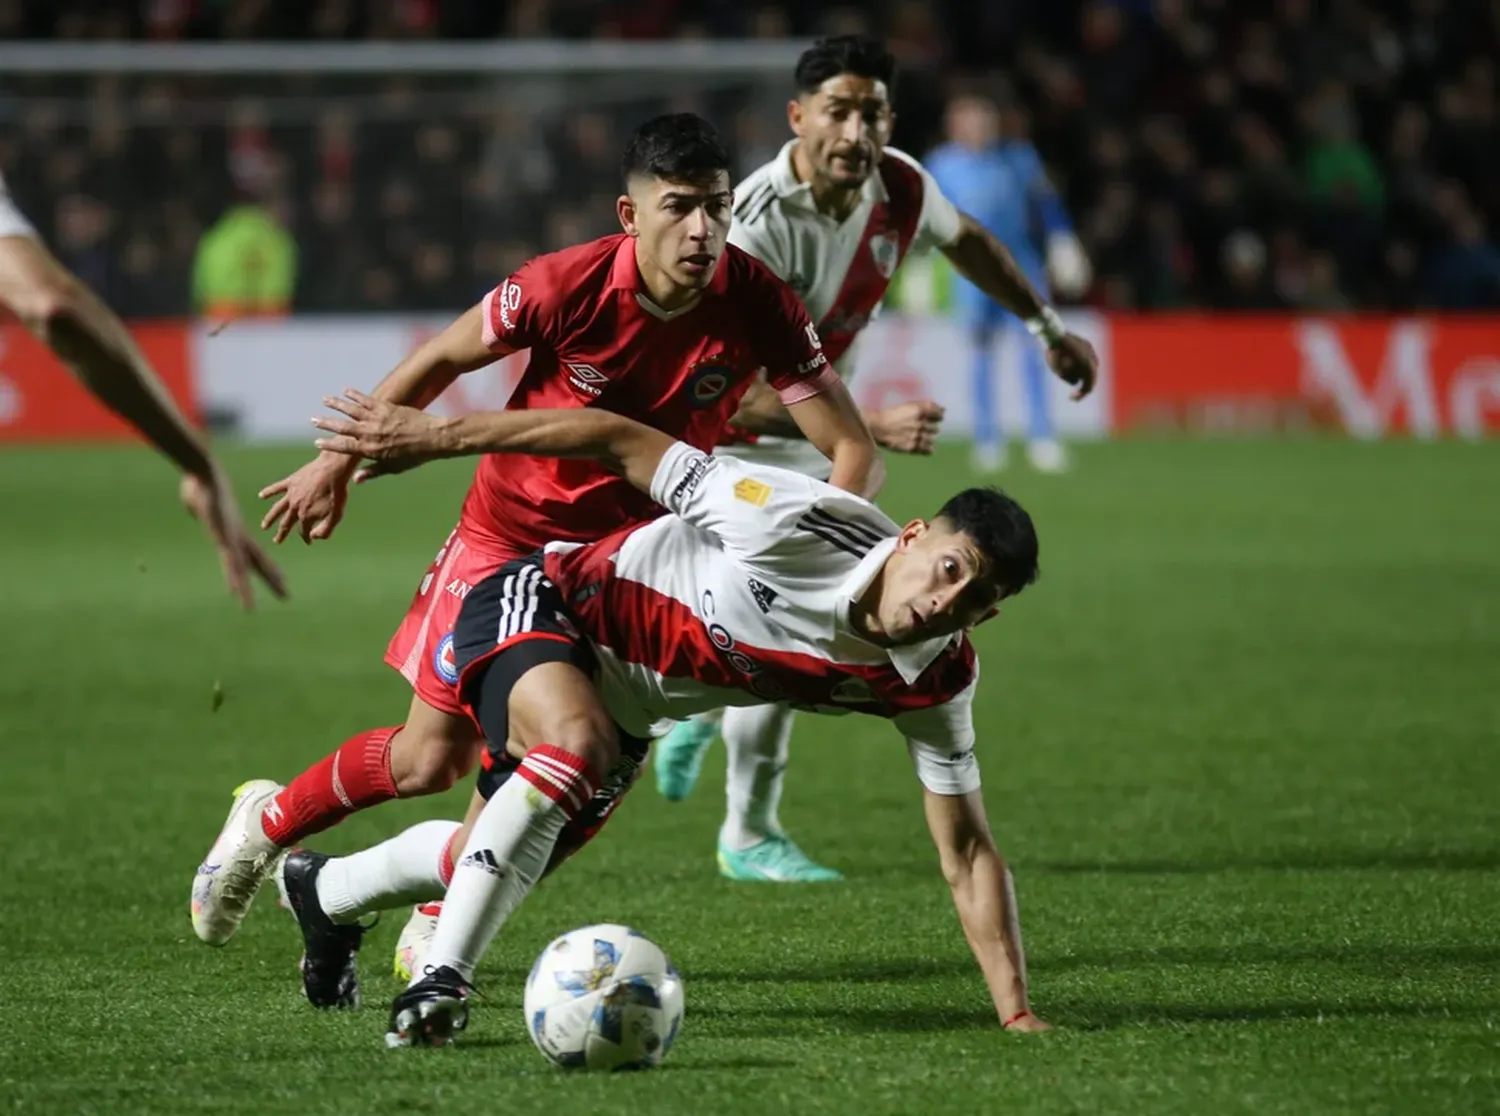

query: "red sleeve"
xmin=749 ymin=269 xmax=841 ymax=404
xmin=480 ymin=257 xmax=558 ymax=353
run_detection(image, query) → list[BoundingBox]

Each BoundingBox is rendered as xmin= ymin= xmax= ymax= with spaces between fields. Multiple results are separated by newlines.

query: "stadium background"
xmin=2 ymin=0 xmax=1498 ymax=441
xmin=1 ymin=5 xmax=1496 ymax=1114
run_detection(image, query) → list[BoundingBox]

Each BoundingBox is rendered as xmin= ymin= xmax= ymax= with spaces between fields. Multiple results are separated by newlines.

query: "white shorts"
xmin=0 ymin=172 xmax=38 ymax=240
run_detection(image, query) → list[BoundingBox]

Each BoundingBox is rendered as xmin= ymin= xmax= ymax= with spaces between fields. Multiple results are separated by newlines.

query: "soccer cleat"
xmin=653 ymin=718 xmax=718 ymax=801
xmin=191 ymin=779 xmax=285 ymax=945
xmin=280 ymin=849 xmax=367 ymax=1009
xmin=1026 ymin=438 xmax=1070 ymax=474
xmin=393 ymin=903 xmax=442 ymax=982
xmin=386 ymin=966 xmax=474 ymax=1048
xmin=971 ymin=442 xmax=1008 ymax=473
xmin=717 ymin=834 xmax=843 ymax=882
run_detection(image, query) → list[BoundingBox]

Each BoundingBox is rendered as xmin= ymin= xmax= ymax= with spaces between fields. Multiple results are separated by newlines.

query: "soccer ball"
xmin=523 ymin=923 xmax=685 ymax=1071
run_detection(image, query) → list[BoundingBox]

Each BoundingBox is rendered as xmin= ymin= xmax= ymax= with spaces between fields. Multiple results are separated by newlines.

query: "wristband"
xmin=1002 ymin=1010 xmax=1032 ymax=1029
xmin=1023 ymin=306 xmax=1066 ymax=347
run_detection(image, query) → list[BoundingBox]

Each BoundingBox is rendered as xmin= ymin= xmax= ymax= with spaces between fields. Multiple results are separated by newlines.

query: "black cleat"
xmin=281 ymin=849 xmax=366 ymax=1009
xmin=386 ymin=966 xmax=475 ymax=1048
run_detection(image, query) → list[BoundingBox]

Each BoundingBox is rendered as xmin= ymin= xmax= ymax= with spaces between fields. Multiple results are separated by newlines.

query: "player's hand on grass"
xmin=310 ymin=388 xmax=451 ymax=483
xmin=1044 ymin=332 xmax=1099 ymax=401
xmin=870 ymin=400 xmax=945 ymax=454
xmin=258 ymin=452 xmax=355 ymax=546
xmin=180 ymin=471 xmax=289 ymax=610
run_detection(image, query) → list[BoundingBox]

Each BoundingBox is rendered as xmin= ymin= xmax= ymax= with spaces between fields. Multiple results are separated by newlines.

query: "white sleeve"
xmin=649 ymin=441 xmax=818 ymax=562
xmin=893 ymin=677 xmax=981 ymax=795
xmin=0 ymin=172 xmax=38 ymax=240
xmin=893 ymin=152 xmax=963 ymax=254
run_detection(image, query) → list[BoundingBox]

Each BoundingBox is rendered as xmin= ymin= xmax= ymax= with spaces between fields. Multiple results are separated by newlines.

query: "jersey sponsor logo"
xmin=868 ymin=232 xmax=900 ymax=279
xmin=565 ymin=362 xmax=609 ymax=398
xmin=733 ymin=477 xmax=772 ymax=507
xmin=669 ymin=453 xmax=711 ymax=504
xmin=747 ymin=577 xmax=779 ymax=613
xmin=498 ymin=279 xmax=522 ymax=332
xmin=434 ymin=632 xmax=460 ymax=685
xmin=685 ymin=362 xmax=733 ymax=407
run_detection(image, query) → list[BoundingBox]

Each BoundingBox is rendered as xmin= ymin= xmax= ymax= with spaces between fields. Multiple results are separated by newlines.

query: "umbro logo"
xmin=747 ymin=577 xmax=779 ymax=614
xmin=460 ymin=848 xmax=506 ymax=878
xmin=566 ymin=362 xmax=609 ymax=398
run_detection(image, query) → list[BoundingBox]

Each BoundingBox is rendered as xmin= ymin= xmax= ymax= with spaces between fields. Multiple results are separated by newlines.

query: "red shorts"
xmin=383 ymin=524 xmax=525 ymax=716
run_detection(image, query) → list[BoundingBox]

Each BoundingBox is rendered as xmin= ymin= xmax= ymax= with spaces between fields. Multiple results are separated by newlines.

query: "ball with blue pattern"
xmin=522 ymin=923 xmax=684 ymax=1070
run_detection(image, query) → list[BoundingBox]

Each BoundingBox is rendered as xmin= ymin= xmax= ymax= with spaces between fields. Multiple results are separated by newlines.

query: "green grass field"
xmin=1 ymin=439 xmax=1496 ymax=1114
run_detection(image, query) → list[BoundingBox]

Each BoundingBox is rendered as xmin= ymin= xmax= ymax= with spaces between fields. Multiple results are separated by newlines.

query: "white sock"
xmin=719 ymin=703 xmax=795 ymax=851
xmin=417 ymin=745 xmax=595 ymax=985
xmin=315 ymin=819 xmax=459 ymax=925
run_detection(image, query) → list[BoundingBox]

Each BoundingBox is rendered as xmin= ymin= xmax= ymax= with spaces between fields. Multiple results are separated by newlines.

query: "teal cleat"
xmin=717 ymin=835 xmax=843 ymax=882
xmin=653 ymin=718 xmax=719 ymax=801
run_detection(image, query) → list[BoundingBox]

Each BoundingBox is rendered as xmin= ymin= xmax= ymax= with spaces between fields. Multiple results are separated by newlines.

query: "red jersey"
xmin=458 ymin=234 xmax=837 ymax=555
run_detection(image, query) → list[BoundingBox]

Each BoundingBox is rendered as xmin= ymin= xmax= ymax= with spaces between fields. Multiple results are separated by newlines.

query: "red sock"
xmin=260 ymin=726 xmax=401 ymax=846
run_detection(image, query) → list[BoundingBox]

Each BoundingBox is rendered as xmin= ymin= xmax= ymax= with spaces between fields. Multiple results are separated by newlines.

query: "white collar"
xmin=771 ymin=140 xmax=889 ymax=215
xmin=834 ymin=537 xmax=960 ymax=685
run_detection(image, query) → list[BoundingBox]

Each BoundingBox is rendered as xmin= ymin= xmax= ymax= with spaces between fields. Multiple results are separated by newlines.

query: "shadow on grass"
xmin=688 ymin=942 xmax=1500 ymax=987
xmin=1052 ymin=999 xmax=1500 ymax=1031
xmin=1032 ymin=848 xmax=1500 ymax=874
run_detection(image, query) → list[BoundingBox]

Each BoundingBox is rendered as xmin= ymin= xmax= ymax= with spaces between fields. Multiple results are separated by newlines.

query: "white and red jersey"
xmin=541 ymin=442 xmax=981 ymax=796
xmin=458 ymin=233 xmax=837 ymax=558
xmin=720 ymin=142 xmax=962 ymax=475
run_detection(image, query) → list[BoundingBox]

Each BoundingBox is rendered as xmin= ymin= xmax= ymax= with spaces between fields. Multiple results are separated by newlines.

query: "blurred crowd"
xmin=1 ymin=0 xmax=1498 ymax=315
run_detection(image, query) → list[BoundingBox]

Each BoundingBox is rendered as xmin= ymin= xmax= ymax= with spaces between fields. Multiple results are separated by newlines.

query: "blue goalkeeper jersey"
xmin=924 ymin=140 xmax=1071 ymax=292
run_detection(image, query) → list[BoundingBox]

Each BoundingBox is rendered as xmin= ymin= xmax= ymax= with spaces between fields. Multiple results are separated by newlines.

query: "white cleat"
xmin=1027 ymin=438 xmax=1070 ymax=474
xmin=191 ymin=779 xmax=285 ymax=945
xmin=393 ymin=903 xmax=442 ymax=981
xmin=971 ymin=442 xmax=1008 ymax=473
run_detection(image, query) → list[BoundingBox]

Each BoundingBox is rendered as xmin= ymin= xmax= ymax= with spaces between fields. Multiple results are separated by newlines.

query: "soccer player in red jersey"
xmin=189 ymin=114 xmax=880 ymax=946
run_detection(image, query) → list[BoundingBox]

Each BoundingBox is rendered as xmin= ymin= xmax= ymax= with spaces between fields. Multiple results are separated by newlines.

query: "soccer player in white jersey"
xmin=277 ymin=390 xmax=1050 ymax=1043
xmin=0 ymin=172 xmax=284 ymax=608
xmin=653 ymin=35 xmax=1099 ymax=884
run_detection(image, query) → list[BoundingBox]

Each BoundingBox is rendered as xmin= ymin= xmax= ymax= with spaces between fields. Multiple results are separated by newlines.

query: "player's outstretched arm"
xmin=0 ymin=234 xmax=286 ymax=610
xmin=313 ymin=391 xmax=674 ymax=496
xmin=732 ymin=380 xmax=945 ymax=457
xmin=783 ymin=378 xmax=884 ymax=500
xmin=259 ymin=301 xmax=501 ymax=545
xmin=940 ymin=212 xmax=1099 ymax=401
xmin=923 ymin=787 xmax=1050 ymax=1033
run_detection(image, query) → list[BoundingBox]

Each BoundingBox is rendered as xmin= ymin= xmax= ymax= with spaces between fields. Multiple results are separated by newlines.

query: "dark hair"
xmin=934 ymin=487 xmax=1039 ymax=599
xmin=620 ymin=113 xmax=731 ymax=189
xmin=794 ymin=34 xmax=897 ymax=97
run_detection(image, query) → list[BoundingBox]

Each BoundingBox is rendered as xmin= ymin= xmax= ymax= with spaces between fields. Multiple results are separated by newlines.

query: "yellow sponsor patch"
xmin=734 ymin=478 xmax=772 ymax=507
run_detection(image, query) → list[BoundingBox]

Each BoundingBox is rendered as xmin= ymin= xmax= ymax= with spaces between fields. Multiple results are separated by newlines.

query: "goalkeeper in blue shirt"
xmin=925 ymin=91 xmax=1091 ymax=473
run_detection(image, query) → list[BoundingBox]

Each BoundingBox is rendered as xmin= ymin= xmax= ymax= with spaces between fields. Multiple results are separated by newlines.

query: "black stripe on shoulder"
xmin=797 ymin=515 xmax=869 ymax=559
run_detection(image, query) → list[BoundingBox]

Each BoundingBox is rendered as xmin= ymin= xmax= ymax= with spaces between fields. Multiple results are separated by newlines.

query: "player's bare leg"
xmin=653 ymin=708 xmax=723 ymax=800
xmin=389 ymin=661 xmax=619 ymax=1048
xmin=717 ymin=704 xmax=841 ymax=882
xmin=190 ymin=694 xmax=482 ymax=945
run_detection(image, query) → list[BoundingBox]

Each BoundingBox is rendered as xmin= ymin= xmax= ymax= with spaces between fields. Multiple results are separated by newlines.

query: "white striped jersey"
xmin=541 ymin=441 xmax=981 ymax=796
xmin=720 ymin=140 xmax=963 ymax=474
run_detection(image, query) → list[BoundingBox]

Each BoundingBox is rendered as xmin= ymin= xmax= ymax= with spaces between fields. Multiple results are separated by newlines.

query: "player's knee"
xmin=390 ymin=722 xmax=479 ymax=796
xmin=537 ymin=707 xmax=619 ymax=781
